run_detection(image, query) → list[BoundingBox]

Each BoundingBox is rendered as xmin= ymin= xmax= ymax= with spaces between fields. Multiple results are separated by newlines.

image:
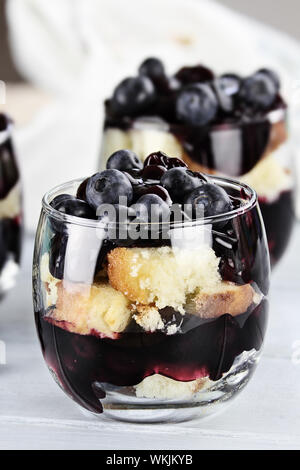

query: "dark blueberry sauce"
xmin=35 ymin=299 xmax=268 ymax=414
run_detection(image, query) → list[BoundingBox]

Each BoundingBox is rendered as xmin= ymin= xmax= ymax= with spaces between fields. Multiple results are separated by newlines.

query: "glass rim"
xmin=41 ymin=175 xmax=258 ymax=229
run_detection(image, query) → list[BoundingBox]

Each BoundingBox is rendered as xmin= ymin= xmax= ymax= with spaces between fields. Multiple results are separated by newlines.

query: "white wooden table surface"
xmin=0 ymin=226 xmax=299 ymax=450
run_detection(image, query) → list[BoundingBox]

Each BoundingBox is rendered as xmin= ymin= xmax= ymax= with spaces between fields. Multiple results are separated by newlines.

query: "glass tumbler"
xmin=33 ymin=177 xmax=270 ymax=423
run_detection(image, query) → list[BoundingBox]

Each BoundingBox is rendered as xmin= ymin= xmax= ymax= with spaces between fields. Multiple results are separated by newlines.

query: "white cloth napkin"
xmin=6 ymin=0 xmax=300 ymax=231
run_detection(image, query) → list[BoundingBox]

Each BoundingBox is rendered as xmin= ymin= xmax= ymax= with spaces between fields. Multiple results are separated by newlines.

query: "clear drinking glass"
xmin=33 ymin=176 xmax=270 ymax=423
xmin=0 ymin=113 xmax=22 ymax=296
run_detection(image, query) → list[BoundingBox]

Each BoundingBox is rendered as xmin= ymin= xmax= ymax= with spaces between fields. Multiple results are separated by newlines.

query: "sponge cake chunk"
xmin=107 ymin=245 xmax=221 ymax=313
xmin=44 ymin=281 xmax=132 ymax=338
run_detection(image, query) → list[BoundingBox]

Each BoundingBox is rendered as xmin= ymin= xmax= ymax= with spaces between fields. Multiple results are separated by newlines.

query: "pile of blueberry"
xmin=48 ymin=151 xmax=269 ymax=294
xmin=50 ymin=150 xmax=233 ymax=230
xmin=105 ymin=58 xmax=282 ymax=126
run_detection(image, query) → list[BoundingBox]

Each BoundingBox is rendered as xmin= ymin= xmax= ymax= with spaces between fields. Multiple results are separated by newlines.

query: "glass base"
xmin=102 ymin=402 xmax=232 ymax=424
xmin=80 ymin=349 xmax=260 ymax=424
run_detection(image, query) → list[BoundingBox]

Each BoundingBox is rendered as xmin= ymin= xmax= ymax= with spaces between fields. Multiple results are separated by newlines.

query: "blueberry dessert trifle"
xmin=0 ymin=113 xmax=22 ymax=295
xmin=100 ymin=58 xmax=295 ymax=266
xmin=33 ymin=150 xmax=270 ymax=422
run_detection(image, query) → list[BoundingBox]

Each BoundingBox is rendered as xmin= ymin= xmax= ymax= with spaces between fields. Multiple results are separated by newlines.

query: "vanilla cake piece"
xmin=108 ymin=245 xmax=221 ymax=314
xmin=44 ymin=281 xmax=132 ymax=338
xmin=41 ymin=254 xmax=132 ymax=338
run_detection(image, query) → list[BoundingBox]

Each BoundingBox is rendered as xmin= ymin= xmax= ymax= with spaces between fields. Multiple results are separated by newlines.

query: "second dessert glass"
xmin=100 ymin=60 xmax=295 ymax=266
xmin=33 ymin=173 xmax=269 ymax=423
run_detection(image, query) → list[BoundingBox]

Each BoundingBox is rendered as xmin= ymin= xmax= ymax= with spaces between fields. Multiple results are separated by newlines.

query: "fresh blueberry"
xmin=110 ymin=76 xmax=156 ymax=116
xmin=160 ymin=167 xmax=201 ymax=203
xmin=50 ymin=194 xmax=95 ymax=219
xmin=257 ymin=68 xmax=280 ymax=91
xmin=184 ymin=183 xmax=233 ymax=219
xmin=175 ymin=65 xmax=214 ymax=84
xmin=239 ymin=72 xmax=277 ymax=110
xmin=219 ymin=74 xmax=241 ymax=96
xmin=138 ymin=57 xmax=165 ymax=82
xmin=106 ymin=149 xmax=143 ymax=171
xmin=131 ymin=194 xmax=170 ymax=224
xmin=176 ymin=84 xmax=218 ymax=126
xmin=85 ymin=170 xmax=133 ymax=210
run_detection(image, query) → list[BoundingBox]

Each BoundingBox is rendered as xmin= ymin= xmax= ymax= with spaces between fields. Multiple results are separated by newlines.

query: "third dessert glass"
xmin=100 ymin=59 xmax=295 ymax=266
xmin=0 ymin=113 xmax=22 ymax=296
xmin=33 ymin=151 xmax=270 ymax=422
